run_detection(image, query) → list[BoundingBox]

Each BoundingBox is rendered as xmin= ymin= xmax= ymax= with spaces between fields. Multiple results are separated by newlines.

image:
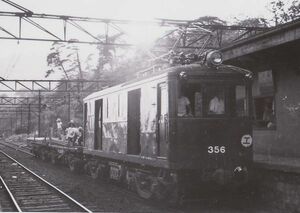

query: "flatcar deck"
xmin=0 ymin=150 xmax=91 ymax=212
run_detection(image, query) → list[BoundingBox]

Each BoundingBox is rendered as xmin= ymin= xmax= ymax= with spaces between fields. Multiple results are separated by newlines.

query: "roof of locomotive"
xmin=84 ymin=63 xmax=252 ymax=101
xmin=162 ymin=63 xmax=251 ymax=76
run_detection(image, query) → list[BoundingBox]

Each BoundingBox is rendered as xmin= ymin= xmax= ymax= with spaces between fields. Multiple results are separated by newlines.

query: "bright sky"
xmin=0 ymin=0 xmax=274 ymax=80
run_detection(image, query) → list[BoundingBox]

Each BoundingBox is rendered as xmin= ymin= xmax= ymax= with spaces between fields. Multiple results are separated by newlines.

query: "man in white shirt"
xmin=178 ymin=93 xmax=191 ymax=116
xmin=209 ymin=95 xmax=224 ymax=114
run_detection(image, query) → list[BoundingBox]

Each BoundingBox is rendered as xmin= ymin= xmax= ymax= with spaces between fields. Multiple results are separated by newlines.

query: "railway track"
xmin=0 ymin=150 xmax=91 ymax=212
xmin=0 ymin=140 xmax=33 ymax=156
xmin=0 ymin=176 xmax=19 ymax=212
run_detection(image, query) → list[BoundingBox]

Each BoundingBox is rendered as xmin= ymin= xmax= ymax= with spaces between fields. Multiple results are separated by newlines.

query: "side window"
xmin=88 ymin=101 xmax=93 ymax=131
xmin=118 ymin=94 xmax=120 ymax=117
xmin=106 ymin=98 xmax=109 ymax=119
xmin=254 ymin=97 xmax=275 ymax=129
xmin=84 ymin=103 xmax=88 ymax=141
xmin=252 ymin=70 xmax=276 ymax=129
xmin=160 ymin=84 xmax=168 ymax=115
xmin=118 ymin=92 xmax=127 ymax=119
xmin=235 ymin=85 xmax=247 ymax=117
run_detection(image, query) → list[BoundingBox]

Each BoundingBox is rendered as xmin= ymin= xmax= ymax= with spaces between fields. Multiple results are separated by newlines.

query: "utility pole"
xmin=20 ymin=106 xmax=23 ymax=131
xmin=15 ymin=110 xmax=17 ymax=133
xmin=27 ymin=104 xmax=31 ymax=134
xmin=68 ymin=92 xmax=71 ymax=122
xmin=10 ymin=117 xmax=13 ymax=135
xmin=38 ymin=90 xmax=41 ymax=137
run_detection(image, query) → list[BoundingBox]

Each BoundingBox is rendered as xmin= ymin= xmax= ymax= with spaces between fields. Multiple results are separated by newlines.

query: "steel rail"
xmin=0 ymin=141 xmax=34 ymax=156
xmin=0 ymin=150 xmax=92 ymax=213
xmin=0 ymin=176 xmax=22 ymax=212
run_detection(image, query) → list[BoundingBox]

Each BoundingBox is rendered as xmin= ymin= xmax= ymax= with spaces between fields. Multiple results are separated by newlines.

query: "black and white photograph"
xmin=0 ymin=0 xmax=299 ymax=212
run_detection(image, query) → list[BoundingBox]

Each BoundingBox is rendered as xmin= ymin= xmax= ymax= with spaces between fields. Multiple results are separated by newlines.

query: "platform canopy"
xmin=222 ymin=19 xmax=300 ymax=62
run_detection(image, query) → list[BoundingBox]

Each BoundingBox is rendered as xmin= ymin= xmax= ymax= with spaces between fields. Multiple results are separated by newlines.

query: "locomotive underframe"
xmin=31 ymin=140 xmax=250 ymax=201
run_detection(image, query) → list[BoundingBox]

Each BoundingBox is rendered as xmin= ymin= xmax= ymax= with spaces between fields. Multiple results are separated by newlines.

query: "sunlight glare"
xmin=125 ymin=25 xmax=164 ymax=49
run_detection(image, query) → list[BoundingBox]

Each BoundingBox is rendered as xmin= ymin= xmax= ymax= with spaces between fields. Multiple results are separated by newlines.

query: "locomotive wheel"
xmin=32 ymin=149 xmax=39 ymax=157
xmin=90 ymin=165 xmax=101 ymax=179
xmin=50 ymin=154 xmax=58 ymax=165
xmin=135 ymin=175 xmax=154 ymax=199
xmin=40 ymin=150 xmax=47 ymax=161
xmin=83 ymin=163 xmax=90 ymax=175
xmin=69 ymin=158 xmax=81 ymax=173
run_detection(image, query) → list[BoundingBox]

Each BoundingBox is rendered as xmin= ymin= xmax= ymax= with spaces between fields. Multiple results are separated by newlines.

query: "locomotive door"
xmin=157 ymin=83 xmax=168 ymax=157
xmin=94 ymin=99 xmax=103 ymax=150
xmin=127 ymin=89 xmax=141 ymax=155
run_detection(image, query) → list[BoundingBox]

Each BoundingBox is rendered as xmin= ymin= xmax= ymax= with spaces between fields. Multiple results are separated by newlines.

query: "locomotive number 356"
xmin=208 ymin=146 xmax=226 ymax=154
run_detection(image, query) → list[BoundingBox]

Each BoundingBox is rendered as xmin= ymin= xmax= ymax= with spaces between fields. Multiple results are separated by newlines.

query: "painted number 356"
xmin=208 ymin=146 xmax=226 ymax=154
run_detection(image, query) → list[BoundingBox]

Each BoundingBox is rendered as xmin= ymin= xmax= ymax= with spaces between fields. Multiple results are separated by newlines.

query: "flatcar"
xmin=81 ymin=50 xmax=254 ymax=201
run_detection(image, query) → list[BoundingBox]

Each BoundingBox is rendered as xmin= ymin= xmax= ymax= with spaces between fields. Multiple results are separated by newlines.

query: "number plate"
xmin=208 ymin=146 xmax=226 ymax=154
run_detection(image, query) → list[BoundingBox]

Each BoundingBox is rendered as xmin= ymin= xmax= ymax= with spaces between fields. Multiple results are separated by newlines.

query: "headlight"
xmin=206 ymin=50 xmax=223 ymax=66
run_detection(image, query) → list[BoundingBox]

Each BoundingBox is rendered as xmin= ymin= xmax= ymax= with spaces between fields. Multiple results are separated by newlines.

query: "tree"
xmin=234 ymin=17 xmax=269 ymax=28
xmin=46 ymin=41 xmax=89 ymax=80
xmin=45 ymin=42 xmax=94 ymax=127
xmin=269 ymin=0 xmax=300 ymax=25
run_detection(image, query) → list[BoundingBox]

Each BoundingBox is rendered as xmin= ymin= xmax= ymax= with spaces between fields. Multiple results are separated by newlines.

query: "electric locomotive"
xmin=81 ymin=50 xmax=253 ymax=201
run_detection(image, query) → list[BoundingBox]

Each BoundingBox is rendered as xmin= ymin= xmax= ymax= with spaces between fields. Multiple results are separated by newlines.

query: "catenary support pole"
xmin=27 ymin=104 xmax=31 ymax=134
xmin=68 ymin=92 xmax=71 ymax=122
xmin=38 ymin=90 xmax=41 ymax=137
xmin=20 ymin=106 xmax=23 ymax=131
xmin=10 ymin=117 xmax=13 ymax=135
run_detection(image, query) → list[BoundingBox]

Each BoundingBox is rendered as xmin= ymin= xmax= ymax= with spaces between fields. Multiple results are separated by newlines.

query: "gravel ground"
xmin=0 ymin=144 xmax=169 ymax=212
xmin=1 ymin=143 xmax=293 ymax=212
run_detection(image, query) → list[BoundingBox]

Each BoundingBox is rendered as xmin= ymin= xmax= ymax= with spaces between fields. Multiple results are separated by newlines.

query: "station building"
xmin=222 ymin=19 xmax=300 ymax=171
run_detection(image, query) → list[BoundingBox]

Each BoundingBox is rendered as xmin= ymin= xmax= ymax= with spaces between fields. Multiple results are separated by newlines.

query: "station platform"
xmin=254 ymin=153 xmax=300 ymax=174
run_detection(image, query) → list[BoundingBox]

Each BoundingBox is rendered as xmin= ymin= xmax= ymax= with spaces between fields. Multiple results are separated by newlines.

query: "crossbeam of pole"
xmin=0 ymin=110 xmax=38 ymax=113
xmin=0 ymin=96 xmax=35 ymax=105
xmin=0 ymin=11 xmax=267 ymax=30
xmin=1 ymin=0 xmax=33 ymax=15
xmin=0 ymin=79 xmax=104 ymax=92
xmin=0 ymin=105 xmax=39 ymax=110
xmin=0 ymin=96 xmax=75 ymax=105
xmin=0 ymin=108 xmax=25 ymax=110
xmin=0 ymin=10 xmax=268 ymax=49
xmin=0 ymin=104 xmax=40 ymax=107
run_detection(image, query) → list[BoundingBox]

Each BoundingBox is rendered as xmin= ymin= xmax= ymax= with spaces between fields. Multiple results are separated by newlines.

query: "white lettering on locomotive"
xmin=208 ymin=146 xmax=226 ymax=154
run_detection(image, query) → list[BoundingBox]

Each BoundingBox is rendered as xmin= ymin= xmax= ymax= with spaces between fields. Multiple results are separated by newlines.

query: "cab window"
xmin=177 ymin=82 xmax=249 ymax=118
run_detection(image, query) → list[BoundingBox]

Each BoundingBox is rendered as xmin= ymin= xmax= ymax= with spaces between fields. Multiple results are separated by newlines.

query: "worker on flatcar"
xmin=56 ymin=118 xmax=63 ymax=140
xmin=65 ymin=120 xmax=78 ymax=146
xmin=75 ymin=127 xmax=83 ymax=146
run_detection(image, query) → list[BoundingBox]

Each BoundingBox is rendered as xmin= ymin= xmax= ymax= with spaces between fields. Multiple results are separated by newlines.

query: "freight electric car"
xmin=31 ymin=50 xmax=254 ymax=202
xmin=82 ymin=50 xmax=253 ymax=200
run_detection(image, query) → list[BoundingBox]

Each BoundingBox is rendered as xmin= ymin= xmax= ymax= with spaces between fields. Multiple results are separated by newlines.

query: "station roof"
xmin=221 ymin=19 xmax=300 ymax=61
